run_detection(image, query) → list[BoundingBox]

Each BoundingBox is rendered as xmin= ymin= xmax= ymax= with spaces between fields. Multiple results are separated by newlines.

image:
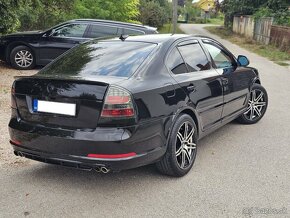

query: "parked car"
xmin=0 ymin=19 xmax=157 ymax=70
xmin=9 ymin=34 xmax=268 ymax=177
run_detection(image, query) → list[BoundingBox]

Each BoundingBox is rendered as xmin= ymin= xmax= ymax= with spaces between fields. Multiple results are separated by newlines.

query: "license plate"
xmin=33 ymin=99 xmax=76 ymax=116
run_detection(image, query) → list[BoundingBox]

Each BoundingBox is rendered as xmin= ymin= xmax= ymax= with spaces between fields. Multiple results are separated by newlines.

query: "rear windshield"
xmin=38 ymin=41 xmax=156 ymax=78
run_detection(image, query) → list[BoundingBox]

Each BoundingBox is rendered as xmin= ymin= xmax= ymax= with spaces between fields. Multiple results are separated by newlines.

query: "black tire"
xmin=236 ymin=84 xmax=268 ymax=124
xmin=10 ymin=45 xmax=35 ymax=70
xmin=156 ymin=114 xmax=198 ymax=177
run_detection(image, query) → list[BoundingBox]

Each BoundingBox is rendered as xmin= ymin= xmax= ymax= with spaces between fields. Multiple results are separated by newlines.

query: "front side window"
xmin=204 ymin=43 xmax=234 ymax=69
xmin=166 ymin=47 xmax=188 ymax=75
xmin=87 ymin=25 xmax=118 ymax=38
xmin=178 ymin=43 xmax=211 ymax=72
xmin=52 ymin=24 xmax=88 ymax=38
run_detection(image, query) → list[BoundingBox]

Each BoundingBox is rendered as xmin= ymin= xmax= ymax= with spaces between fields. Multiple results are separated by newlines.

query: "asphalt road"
xmin=0 ymin=24 xmax=289 ymax=218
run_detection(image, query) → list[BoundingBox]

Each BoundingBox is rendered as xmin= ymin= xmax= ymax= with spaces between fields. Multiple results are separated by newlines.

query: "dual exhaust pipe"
xmin=15 ymin=151 xmax=111 ymax=173
xmin=95 ymin=166 xmax=110 ymax=174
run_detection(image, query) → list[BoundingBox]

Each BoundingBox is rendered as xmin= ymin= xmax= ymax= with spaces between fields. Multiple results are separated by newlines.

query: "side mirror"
xmin=237 ymin=55 xmax=249 ymax=67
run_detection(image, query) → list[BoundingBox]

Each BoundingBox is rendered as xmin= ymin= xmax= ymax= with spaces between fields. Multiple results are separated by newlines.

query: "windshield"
xmin=38 ymin=41 xmax=156 ymax=78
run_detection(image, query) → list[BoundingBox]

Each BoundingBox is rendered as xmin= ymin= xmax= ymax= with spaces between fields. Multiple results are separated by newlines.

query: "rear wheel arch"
xmin=171 ymin=108 xmax=199 ymax=139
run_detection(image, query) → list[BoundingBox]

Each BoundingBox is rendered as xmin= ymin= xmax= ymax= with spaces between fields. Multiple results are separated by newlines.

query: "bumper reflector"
xmin=87 ymin=152 xmax=136 ymax=159
xmin=10 ymin=139 xmax=21 ymax=146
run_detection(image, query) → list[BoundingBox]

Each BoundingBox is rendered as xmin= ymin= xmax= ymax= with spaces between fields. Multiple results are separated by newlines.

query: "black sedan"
xmin=9 ymin=34 xmax=268 ymax=177
xmin=0 ymin=19 xmax=157 ymax=70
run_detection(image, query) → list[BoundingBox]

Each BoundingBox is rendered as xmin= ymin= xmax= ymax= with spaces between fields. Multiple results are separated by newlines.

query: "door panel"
xmin=166 ymin=41 xmax=224 ymax=131
xmin=174 ymin=71 xmax=223 ymax=130
xmin=216 ymin=67 xmax=250 ymax=119
xmin=203 ymin=41 xmax=250 ymax=120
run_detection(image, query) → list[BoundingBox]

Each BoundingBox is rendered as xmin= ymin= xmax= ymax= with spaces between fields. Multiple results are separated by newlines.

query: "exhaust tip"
xmin=101 ymin=167 xmax=110 ymax=174
xmin=95 ymin=166 xmax=102 ymax=173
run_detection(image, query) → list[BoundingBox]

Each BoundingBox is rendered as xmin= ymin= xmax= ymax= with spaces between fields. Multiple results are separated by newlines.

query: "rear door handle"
xmin=187 ymin=85 xmax=196 ymax=92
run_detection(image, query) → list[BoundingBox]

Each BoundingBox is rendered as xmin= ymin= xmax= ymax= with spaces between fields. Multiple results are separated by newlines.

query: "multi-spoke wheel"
xmin=10 ymin=45 xmax=35 ymax=70
xmin=175 ymin=121 xmax=196 ymax=169
xmin=156 ymin=114 xmax=197 ymax=177
xmin=237 ymin=84 xmax=268 ymax=124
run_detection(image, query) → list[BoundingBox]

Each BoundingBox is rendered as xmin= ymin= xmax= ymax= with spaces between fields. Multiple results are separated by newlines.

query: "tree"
xmin=18 ymin=0 xmax=75 ymax=31
xmin=0 ymin=0 xmax=20 ymax=34
xmin=73 ymin=0 xmax=139 ymax=22
xmin=139 ymin=0 xmax=170 ymax=28
xmin=221 ymin=0 xmax=290 ymax=28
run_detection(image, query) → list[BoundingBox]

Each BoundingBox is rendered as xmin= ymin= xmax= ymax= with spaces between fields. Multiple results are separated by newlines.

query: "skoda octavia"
xmin=9 ymin=34 xmax=268 ymax=177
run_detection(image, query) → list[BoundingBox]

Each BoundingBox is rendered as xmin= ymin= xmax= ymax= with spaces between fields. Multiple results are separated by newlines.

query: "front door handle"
xmin=187 ymin=85 xmax=196 ymax=92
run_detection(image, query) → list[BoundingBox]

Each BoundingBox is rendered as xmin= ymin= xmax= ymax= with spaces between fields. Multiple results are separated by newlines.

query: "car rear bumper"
xmin=11 ymin=143 xmax=165 ymax=172
xmin=9 ymin=117 xmax=170 ymax=171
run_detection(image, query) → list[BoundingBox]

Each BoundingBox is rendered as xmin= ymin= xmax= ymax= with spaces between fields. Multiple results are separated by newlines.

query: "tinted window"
xmin=53 ymin=24 xmax=88 ymax=38
xmin=204 ymin=43 xmax=234 ymax=68
xmin=87 ymin=25 xmax=118 ymax=38
xmin=178 ymin=43 xmax=211 ymax=72
xmin=167 ymin=47 xmax=188 ymax=75
xmin=38 ymin=41 xmax=156 ymax=78
xmin=123 ymin=28 xmax=144 ymax=36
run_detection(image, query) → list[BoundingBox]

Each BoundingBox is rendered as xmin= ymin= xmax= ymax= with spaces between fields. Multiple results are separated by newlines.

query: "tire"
xmin=10 ymin=45 xmax=35 ymax=70
xmin=156 ymin=114 xmax=198 ymax=177
xmin=236 ymin=84 xmax=268 ymax=124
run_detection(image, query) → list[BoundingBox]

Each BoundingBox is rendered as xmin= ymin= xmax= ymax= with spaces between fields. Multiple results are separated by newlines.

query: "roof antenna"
xmin=119 ymin=34 xmax=129 ymax=41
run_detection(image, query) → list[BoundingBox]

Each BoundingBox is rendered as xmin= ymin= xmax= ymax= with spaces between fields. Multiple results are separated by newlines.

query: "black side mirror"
xmin=237 ymin=55 xmax=250 ymax=67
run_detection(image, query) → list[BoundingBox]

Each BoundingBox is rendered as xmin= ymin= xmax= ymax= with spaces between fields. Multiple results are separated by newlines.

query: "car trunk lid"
xmin=13 ymin=77 xmax=112 ymax=130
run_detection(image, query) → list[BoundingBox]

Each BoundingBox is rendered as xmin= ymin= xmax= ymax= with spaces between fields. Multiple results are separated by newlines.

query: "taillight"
xmin=101 ymin=86 xmax=135 ymax=118
xmin=11 ymin=82 xmax=16 ymax=109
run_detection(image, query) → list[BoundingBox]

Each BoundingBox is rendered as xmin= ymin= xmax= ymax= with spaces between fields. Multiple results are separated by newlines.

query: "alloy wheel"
xmin=175 ymin=121 xmax=196 ymax=169
xmin=14 ymin=50 xmax=33 ymax=68
xmin=244 ymin=89 xmax=266 ymax=121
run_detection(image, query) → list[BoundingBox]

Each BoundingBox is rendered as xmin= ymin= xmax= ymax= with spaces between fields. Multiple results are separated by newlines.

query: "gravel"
xmin=0 ymin=61 xmax=37 ymax=167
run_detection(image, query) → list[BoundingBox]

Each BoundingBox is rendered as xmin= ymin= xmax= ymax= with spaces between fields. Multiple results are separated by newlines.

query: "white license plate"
xmin=33 ymin=99 xmax=76 ymax=116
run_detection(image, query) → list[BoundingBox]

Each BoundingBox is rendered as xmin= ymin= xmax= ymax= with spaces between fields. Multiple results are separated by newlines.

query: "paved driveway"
xmin=0 ymin=24 xmax=289 ymax=217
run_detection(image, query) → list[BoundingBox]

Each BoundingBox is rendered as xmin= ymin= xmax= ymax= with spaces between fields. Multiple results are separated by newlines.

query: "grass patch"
xmin=158 ymin=23 xmax=185 ymax=34
xmin=207 ymin=18 xmax=224 ymax=25
xmin=204 ymin=26 xmax=290 ymax=62
xmin=275 ymin=62 xmax=290 ymax=66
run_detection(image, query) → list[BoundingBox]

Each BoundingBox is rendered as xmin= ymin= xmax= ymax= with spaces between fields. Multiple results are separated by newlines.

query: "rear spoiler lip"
xmin=13 ymin=75 xmax=128 ymax=86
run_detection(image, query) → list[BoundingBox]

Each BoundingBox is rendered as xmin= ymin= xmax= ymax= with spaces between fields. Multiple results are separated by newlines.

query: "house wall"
xmin=198 ymin=0 xmax=215 ymax=11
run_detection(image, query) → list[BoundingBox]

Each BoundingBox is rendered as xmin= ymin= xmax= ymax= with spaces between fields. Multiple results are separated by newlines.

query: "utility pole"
xmin=172 ymin=0 xmax=178 ymax=34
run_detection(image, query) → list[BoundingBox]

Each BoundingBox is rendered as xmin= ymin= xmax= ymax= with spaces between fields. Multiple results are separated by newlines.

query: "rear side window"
xmin=86 ymin=25 xmax=118 ymax=38
xmin=178 ymin=43 xmax=211 ymax=72
xmin=166 ymin=47 xmax=188 ymax=75
xmin=123 ymin=28 xmax=145 ymax=36
xmin=38 ymin=41 xmax=156 ymax=78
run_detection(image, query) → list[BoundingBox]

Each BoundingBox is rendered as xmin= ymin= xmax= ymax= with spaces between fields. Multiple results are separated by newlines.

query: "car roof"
xmin=68 ymin=19 xmax=156 ymax=31
xmin=100 ymin=34 xmax=211 ymax=44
